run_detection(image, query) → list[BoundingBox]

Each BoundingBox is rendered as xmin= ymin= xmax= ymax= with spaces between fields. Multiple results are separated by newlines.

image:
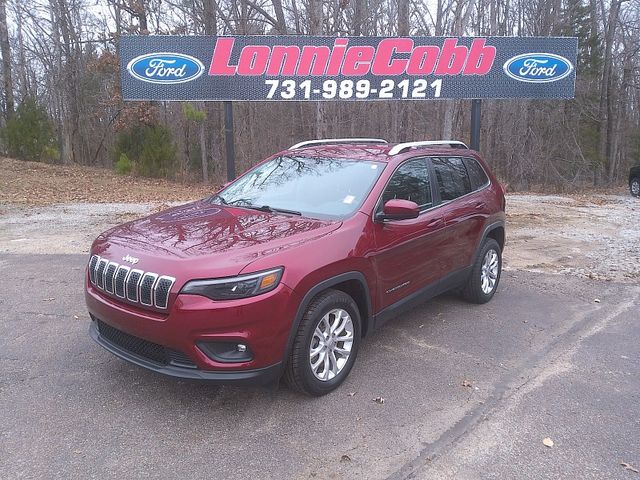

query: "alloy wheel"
xmin=309 ymin=308 xmax=354 ymax=381
xmin=480 ymin=249 xmax=499 ymax=295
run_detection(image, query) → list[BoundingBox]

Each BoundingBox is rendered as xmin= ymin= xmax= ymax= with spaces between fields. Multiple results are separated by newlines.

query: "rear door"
xmin=430 ymin=156 xmax=491 ymax=272
xmin=371 ymin=158 xmax=450 ymax=310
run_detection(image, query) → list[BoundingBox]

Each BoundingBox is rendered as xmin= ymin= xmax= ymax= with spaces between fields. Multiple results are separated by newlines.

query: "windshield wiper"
xmin=245 ymin=205 xmax=302 ymax=216
xmin=209 ymin=194 xmax=228 ymax=205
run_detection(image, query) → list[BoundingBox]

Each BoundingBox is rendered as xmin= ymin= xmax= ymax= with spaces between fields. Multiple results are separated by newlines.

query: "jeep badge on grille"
xmin=122 ymin=254 xmax=140 ymax=265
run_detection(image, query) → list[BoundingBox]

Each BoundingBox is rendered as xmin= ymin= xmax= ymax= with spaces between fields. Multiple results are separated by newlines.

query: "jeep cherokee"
xmin=85 ymin=138 xmax=506 ymax=396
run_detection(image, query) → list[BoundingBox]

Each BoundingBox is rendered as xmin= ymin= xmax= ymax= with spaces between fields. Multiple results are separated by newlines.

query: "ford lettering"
xmin=503 ymin=53 xmax=573 ymax=83
xmin=127 ymin=53 xmax=205 ymax=84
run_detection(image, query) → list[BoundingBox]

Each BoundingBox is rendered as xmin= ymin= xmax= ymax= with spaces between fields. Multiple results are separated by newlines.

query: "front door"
xmin=370 ymin=158 xmax=449 ymax=310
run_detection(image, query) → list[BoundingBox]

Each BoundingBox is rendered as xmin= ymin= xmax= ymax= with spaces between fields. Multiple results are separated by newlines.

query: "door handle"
xmin=427 ymin=218 xmax=444 ymax=227
xmin=474 ymin=202 xmax=486 ymax=210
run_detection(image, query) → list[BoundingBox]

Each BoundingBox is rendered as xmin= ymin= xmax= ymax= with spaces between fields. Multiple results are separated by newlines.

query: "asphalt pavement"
xmin=0 ymin=254 xmax=638 ymax=479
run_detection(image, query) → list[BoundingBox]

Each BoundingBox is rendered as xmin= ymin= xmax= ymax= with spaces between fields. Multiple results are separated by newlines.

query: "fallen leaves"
xmin=0 ymin=157 xmax=212 ymax=206
xmin=373 ymin=396 xmax=385 ymax=404
xmin=542 ymin=437 xmax=554 ymax=448
xmin=347 ymin=392 xmax=356 ymax=397
xmin=594 ymin=298 xmax=601 ymax=303
xmin=340 ymin=454 xmax=352 ymax=463
xmin=462 ymin=379 xmax=473 ymax=388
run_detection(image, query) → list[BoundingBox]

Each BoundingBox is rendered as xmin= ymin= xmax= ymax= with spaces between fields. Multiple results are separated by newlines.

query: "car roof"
xmin=281 ymin=143 xmax=476 ymax=162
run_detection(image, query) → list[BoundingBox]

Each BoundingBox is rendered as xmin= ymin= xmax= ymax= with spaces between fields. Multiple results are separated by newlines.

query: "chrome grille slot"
xmin=95 ymin=259 xmax=108 ymax=289
xmin=114 ymin=266 xmax=130 ymax=298
xmin=87 ymin=256 xmax=175 ymax=310
xmin=139 ymin=273 xmax=158 ymax=306
xmin=154 ymin=276 xmax=175 ymax=309
xmin=88 ymin=255 xmax=99 ymax=284
xmin=104 ymin=262 xmax=119 ymax=293
xmin=126 ymin=270 xmax=143 ymax=302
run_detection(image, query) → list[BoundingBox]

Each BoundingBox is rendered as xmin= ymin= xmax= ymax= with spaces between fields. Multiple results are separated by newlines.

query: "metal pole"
xmin=224 ymin=101 xmax=236 ymax=181
xmin=470 ymin=99 xmax=482 ymax=151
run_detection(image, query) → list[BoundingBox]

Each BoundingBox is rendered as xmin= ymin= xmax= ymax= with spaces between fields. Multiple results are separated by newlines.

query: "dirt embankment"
xmin=0 ymin=157 xmax=212 ymax=205
xmin=1 ymin=158 xmax=638 ymax=282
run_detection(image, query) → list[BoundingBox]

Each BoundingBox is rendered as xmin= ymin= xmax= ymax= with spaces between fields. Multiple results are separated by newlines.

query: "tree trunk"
xmin=0 ymin=0 xmax=15 ymax=120
xmin=309 ymin=0 xmax=327 ymax=139
xmin=397 ymin=0 xmax=410 ymax=141
xmin=272 ymin=0 xmax=287 ymax=34
xmin=597 ymin=0 xmax=623 ymax=184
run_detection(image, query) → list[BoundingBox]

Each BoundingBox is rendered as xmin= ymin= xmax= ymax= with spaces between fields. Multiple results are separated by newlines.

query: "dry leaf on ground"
xmin=543 ymin=437 xmax=554 ymax=448
xmin=621 ymin=462 xmax=639 ymax=473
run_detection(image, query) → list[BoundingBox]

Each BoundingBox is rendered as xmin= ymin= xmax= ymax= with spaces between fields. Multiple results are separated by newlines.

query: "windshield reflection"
xmin=216 ymin=156 xmax=384 ymax=219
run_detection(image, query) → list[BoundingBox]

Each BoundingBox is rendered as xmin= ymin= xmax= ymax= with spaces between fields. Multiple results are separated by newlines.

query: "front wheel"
xmin=462 ymin=238 xmax=502 ymax=304
xmin=630 ymin=177 xmax=640 ymax=197
xmin=284 ymin=289 xmax=361 ymax=396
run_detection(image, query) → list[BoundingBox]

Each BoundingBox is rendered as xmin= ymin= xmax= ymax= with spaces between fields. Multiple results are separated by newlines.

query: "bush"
xmin=1 ymin=98 xmax=57 ymax=162
xmin=115 ymin=153 xmax=134 ymax=175
xmin=113 ymin=124 xmax=177 ymax=178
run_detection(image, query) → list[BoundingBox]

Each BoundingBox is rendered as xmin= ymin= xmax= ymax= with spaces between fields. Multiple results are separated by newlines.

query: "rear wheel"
xmin=284 ymin=289 xmax=361 ymax=396
xmin=631 ymin=177 xmax=640 ymax=197
xmin=462 ymin=238 xmax=502 ymax=304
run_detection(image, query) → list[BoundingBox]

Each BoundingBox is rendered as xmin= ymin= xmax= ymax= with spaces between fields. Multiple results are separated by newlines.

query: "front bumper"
xmin=86 ymin=277 xmax=301 ymax=383
xmin=89 ymin=321 xmax=282 ymax=385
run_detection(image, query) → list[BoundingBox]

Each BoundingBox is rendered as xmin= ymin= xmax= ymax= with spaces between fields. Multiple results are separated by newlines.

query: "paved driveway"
xmin=1 ymin=254 xmax=638 ymax=479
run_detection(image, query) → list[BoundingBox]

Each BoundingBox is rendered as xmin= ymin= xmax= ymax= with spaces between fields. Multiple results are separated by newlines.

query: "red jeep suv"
xmin=86 ymin=139 xmax=506 ymax=396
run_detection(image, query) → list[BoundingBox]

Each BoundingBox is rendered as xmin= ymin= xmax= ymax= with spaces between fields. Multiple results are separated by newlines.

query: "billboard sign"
xmin=121 ymin=36 xmax=577 ymax=101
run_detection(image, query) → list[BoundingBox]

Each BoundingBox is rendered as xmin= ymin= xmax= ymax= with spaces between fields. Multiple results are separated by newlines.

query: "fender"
xmin=472 ymin=220 xmax=506 ymax=264
xmin=282 ymin=271 xmax=373 ymax=364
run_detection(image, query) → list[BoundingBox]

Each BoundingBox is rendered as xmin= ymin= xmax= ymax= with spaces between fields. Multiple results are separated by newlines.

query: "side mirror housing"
xmin=375 ymin=199 xmax=420 ymax=222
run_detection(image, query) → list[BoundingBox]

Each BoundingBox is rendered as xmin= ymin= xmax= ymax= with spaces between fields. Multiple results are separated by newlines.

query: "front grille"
xmin=114 ymin=266 xmax=130 ymax=298
xmin=88 ymin=255 xmax=99 ymax=283
xmin=96 ymin=319 xmax=196 ymax=368
xmin=96 ymin=259 xmax=108 ymax=289
xmin=140 ymin=273 xmax=158 ymax=306
xmin=104 ymin=263 xmax=118 ymax=293
xmin=88 ymin=255 xmax=175 ymax=310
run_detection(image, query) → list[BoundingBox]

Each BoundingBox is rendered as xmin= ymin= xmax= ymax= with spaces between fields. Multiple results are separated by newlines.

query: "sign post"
xmin=121 ymin=35 xmax=577 ymax=178
xmin=470 ymin=99 xmax=482 ymax=151
xmin=223 ymin=101 xmax=236 ymax=181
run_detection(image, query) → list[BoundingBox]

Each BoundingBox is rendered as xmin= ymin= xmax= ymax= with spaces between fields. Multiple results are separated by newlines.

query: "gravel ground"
xmin=1 ymin=193 xmax=638 ymax=282
xmin=505 ymin=194 xmax=640 ymax=282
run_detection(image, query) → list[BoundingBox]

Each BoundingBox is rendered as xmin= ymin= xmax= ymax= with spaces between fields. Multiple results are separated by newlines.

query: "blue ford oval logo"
xmin=503 ymin=53 xmax=573 ymax=83
xmin=127 ymin=53 xmax=205 ymax=85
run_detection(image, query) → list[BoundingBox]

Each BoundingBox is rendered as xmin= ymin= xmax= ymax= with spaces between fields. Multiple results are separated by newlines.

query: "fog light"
xmin=197 ymin=341 xmax=253 ymax=363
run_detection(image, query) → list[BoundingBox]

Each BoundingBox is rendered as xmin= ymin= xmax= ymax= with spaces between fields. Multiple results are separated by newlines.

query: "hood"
xmin=92 ymin=200 xmax=341 ymax=279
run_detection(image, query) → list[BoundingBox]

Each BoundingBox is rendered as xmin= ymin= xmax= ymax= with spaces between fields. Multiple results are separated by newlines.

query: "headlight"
xmin=181 ymin=267 xmax=283 ymax=301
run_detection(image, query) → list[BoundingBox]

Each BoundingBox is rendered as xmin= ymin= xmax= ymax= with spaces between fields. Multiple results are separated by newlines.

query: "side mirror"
xmin=375 ymin=199 xmax=420 ymax=222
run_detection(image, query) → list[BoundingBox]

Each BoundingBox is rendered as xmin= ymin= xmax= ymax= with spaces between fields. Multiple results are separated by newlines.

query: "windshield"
xmin=215 ymin=156 xmax=385 ymax=219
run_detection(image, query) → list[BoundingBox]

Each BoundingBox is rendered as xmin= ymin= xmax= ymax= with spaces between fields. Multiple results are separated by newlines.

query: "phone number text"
xmin=265 ymin=79 xmax=443 ymax=100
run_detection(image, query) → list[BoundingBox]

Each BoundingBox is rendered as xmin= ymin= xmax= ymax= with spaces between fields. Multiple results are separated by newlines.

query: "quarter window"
xmin=382 ymin=159 xmax=432 ymax=209
xmin=463 ymin=158 xmax=490 ymax=190
xmin=432 ymin=157 xmax=472 ymax=201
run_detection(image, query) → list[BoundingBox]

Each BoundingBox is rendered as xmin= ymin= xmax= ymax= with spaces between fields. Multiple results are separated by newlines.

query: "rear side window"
xmin=382 ymin=159 xmax=432 ymax=209
xmin=463 ymin=158 xmax=490 ymax=190
xmin=431 ymin=157 xmax=471 ymax=201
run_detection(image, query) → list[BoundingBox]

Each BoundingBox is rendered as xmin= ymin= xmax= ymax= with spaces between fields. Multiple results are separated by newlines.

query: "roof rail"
xmin=289 ymin=138 xmax=388 ymax=150
xmin=388 ymin=140 xmax=469 ymax=156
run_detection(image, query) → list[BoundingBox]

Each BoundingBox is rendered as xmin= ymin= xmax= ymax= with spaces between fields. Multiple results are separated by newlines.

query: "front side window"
xmin=215 ymin=156 xmax=384 ymax=219
xmin=432 ymin=157 xmax=472 ymax=201
xmin=382 ymin=159 xmax=432 ymax=209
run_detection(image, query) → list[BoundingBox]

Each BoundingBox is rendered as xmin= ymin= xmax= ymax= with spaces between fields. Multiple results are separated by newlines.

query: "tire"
xmin=462 ymin=238 xmax=502 ymax=304
xmin=630 ymin=177 xmax=640 ymax=198
xmin=284 ymin=289 xmax=361 ymax=396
